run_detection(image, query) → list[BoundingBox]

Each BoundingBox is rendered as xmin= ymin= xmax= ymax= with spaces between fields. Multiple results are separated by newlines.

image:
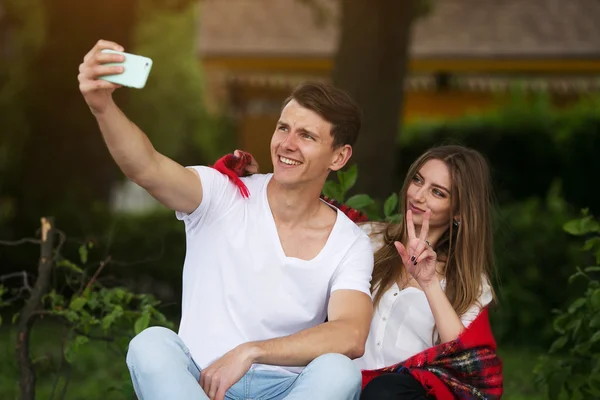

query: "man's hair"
xmin=281 ymin=82 xmax=362 ymax=148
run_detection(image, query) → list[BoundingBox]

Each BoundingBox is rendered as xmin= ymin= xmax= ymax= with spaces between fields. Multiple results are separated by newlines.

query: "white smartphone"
xmin=99 ymin=49 xmax=153 ymax=89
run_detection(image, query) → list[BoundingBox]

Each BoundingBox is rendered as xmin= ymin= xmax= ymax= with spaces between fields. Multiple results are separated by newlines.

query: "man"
xmin=78 ymin=40 xmax=374 ymax=400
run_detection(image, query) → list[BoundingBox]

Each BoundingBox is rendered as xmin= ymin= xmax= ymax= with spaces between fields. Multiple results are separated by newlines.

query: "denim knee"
xmin=126 ymin=326 xmax=181 ymax=374
xmin=311 ymin=353 xmax=362 ymax=389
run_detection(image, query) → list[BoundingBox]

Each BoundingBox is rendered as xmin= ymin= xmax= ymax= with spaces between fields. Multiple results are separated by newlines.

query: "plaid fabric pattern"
xmin=363 ymin=307 xmax=503 ymax=399
xmin=212 ymin=151 xmax=503 ymax=399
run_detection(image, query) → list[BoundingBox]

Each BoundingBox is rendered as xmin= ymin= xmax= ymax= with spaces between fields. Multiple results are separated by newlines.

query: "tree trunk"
xmin=14 ymin=0 xmax=138 ymax=231
xmin=332 ymin=0 xmax=416 ymax=200
xmin=16 ymin=217 xmax=55 ymax=400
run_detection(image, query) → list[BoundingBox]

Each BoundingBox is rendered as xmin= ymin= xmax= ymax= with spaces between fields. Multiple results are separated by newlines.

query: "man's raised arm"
xmin=78 ymin=40 xmax=202 ymax=214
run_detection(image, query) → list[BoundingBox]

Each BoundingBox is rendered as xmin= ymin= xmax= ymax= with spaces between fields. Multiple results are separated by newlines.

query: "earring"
xmin=453 ymin=219 xmax=460 ymax=227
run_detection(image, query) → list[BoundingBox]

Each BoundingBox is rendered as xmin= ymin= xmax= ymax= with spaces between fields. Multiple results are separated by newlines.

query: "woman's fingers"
xmin=394 ymin=241 xmax=409 ymax=264
xmin=419 ymin=209 xmax=431 ymax=241
xmin=406 ymin=209 xmax=416 ymax=241
xmin=415 ymin=248 xmax=436 ymax=265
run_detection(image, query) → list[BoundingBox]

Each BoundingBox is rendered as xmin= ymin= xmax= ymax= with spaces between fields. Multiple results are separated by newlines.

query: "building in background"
xmin=198 ymin=0 xmax=600 ymax=169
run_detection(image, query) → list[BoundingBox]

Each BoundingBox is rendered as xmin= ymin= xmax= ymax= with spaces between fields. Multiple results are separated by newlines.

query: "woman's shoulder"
xmin=358 ymin=221 xmax=389 ymax=251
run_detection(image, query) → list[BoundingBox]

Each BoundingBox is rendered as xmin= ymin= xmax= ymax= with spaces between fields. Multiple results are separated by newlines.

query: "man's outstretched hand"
xmin=78 ymin=39 xmax=125 ymax=115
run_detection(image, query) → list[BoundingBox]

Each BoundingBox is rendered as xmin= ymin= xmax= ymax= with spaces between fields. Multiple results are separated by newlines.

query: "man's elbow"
xmin=345 ymin=328 xmax=367 ymax=359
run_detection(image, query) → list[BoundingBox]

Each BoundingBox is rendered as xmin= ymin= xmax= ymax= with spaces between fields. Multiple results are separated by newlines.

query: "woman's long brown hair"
xmin=370 ymin=145 xmax=496 ymax=320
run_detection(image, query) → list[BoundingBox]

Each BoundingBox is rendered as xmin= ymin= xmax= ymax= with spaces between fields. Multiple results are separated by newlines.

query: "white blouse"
xmin=353 ymin=223 xmax=493 ymax=371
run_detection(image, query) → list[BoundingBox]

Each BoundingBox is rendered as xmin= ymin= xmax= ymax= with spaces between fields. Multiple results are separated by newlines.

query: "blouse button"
xmin=376 ymin=341 xmax=381 ymax=346
xmin=382 ymin=317 xmax=387 ymax=321
xmin=393 ymin=292 xmax=398 ymax=296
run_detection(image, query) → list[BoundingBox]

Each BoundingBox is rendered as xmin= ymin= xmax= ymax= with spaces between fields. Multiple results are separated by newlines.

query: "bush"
xmin=491 ymin=183 xmax=585 ymax=347
xmin=535 ymin=211 xmax=600 ymax=400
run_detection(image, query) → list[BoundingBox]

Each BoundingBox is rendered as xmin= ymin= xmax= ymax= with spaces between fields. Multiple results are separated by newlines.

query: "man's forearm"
xmin=94 ymin=99 xmax=158 ymax=183
xmin=246 ymin=320 xmax=367 ymax=367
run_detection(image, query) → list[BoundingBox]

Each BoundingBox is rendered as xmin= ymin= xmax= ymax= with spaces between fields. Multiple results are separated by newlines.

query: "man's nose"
xmin=280 ymin=131 xmax=298 ymax=150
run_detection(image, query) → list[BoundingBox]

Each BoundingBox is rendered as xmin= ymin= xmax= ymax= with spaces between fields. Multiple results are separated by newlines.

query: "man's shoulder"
xmin=331 ymin=209 xmax=373 ymax=251
xmin=236 ymin=173 xmax=270 ymax=197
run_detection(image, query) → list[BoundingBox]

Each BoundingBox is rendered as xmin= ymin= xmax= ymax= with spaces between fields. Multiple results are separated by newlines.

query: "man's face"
xmin=270 ymin=99 xmax=348 ymax=188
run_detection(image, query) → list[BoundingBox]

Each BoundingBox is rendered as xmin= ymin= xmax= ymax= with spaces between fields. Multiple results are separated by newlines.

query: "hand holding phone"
xmin=99 ymin=49 xmax=153 ymax=89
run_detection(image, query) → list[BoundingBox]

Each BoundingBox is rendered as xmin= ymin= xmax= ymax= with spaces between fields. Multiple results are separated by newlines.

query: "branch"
xmin=83 ymin=256 xmax=111 ymax=293
xmin=53 ymin=229 xmax=67 ymax=260
xmin=0 ymin=238 xmax=41 ymax=246
xmin=0 ymin=271 xmax=32 ymax=291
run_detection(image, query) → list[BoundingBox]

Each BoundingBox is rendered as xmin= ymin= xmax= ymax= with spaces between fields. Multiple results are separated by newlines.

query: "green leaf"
xmin=78 ymin=244 xmax=88 ymax=264
xmin=134 ymin=312 xmax=151 ymax=335
xmin=345 ymin=194 xmax=374 ymax=210
xmin=590 ymin=330 xmax=600 ymax=343
xmin=69 ymin=296 xmax=87 ymax=311
xmin=564 ymin=216 xmax=600 ymax=236
xmin=384 ymin=193 xmax=399 ymax=217
xmin=57 ymin=259 xmax=83 ymax=274
xmin=64 ymin=343 xmax=75 ymax=363
xmin=568 ymin=298 xmax=587 ymax=314
xmin=338 ymin=164 xmax=357 ymax=193
xmin=102 ymin=305 xmax=124 ymax=330
xmin=12 ymin=313 xmax=19 ymax=324
xmin=583 ymin=237 xmax=600 ymax=251
xmin=568 ymin=267 xmax=589 ymax=284
xmin=74 ymin=335 xmax=89 ymax=350
xmin=584 ymin=266 xmax=600 ymax=273
xmin=553 ymin=314 xmax=570 ymax=334
xmin=322 ymin=181 xmax=344 ymax=202
xmin=591 ymin=289 xmax=600 ymax=310
xmin=549 ymin=336 xmax=568 ymax=353
xmin=590 ymin=313 xmax=600 ymax=328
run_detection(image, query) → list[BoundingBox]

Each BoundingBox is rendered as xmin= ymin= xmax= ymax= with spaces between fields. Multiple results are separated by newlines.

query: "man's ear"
xmin=329 ymin=145 xmax=352 ymax=172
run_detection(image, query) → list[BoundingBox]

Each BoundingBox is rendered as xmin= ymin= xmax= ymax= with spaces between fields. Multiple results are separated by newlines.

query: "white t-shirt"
xmin=175 ymin=167 xmax=374 ymax=374
xmin=353 ymin=222 xmax=493 ymax=370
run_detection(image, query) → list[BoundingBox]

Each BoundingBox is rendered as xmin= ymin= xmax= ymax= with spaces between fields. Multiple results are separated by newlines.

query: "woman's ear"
xmin=453 ymin=214 xmax=461 ymax=227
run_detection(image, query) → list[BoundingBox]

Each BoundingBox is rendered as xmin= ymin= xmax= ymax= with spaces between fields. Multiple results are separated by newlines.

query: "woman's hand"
xmin=234 ymin=150 xmax=259 ymax=175
xmin=394 ymin=209 xmax=438 ymax=289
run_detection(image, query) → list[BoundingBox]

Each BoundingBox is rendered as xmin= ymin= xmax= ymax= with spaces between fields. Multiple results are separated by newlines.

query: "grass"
xmin=498 ymin=346 xmax=547 ymax=399
xmin=0 ymin=323 xmax=548 ymax=399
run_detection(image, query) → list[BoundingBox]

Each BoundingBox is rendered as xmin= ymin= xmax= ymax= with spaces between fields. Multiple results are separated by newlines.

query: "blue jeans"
xmin=126 ymin=326 xmax=362 ymax=400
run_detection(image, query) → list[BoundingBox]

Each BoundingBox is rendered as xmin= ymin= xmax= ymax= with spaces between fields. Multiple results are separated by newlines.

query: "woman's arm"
xmin=422 ymin=277 xmax=465 ymax=343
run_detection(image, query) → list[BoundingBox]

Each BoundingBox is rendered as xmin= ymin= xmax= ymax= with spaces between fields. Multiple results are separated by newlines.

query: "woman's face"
xmin=406 ymin=159 xmax=454 ymax=229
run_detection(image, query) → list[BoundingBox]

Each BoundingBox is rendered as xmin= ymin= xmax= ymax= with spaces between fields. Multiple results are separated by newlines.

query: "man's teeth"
xmin=280 ymin=156 xmax=301 ymax=165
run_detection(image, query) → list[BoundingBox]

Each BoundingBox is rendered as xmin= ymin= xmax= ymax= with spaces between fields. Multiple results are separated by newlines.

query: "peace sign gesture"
xmin=394 ymin=209 xmax=438 ymax=289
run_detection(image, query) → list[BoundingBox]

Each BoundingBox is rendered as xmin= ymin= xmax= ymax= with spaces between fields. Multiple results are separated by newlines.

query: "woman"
xmin=355 ymin=145 xmax=499 ymax=399
xmin=214 ymin=145 xmax=502 ymax=399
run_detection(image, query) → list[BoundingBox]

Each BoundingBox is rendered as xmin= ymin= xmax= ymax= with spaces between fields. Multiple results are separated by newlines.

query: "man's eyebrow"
xmin=299 ymin=127 xmax=319 ymax=138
